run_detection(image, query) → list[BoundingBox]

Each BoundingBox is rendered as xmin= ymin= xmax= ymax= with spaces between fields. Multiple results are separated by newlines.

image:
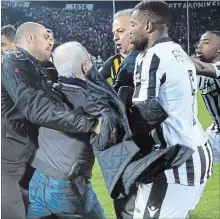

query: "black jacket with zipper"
xmin=1 ymin=48 xmax=97 ymax=136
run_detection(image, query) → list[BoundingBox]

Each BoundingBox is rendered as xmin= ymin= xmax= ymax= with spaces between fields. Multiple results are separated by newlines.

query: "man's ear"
xmin=24 ymin=33 xmax=35 ymax=44
xmin=145 ymin=21 xmax=153 ymax=33
xmin=217 ymin=46 xmax=220 ymax=53
xmin=81 ymin=61 xmax=87 ymax=75
xmin=82 ymin=60 xmax=92 ymax=74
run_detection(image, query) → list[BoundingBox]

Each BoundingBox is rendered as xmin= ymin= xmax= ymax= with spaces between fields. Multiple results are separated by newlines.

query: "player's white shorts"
xmin=190 ymin=181 xmax=207 ymax=211
xmin=206 ymin=125 xmax=220 ymax=163
xmin=133 ymin=174 xmax=206 ymax=219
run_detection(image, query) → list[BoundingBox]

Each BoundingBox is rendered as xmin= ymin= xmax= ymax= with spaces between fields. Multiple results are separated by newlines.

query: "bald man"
xmin=1 ymin=22 xmax=99 ymax=218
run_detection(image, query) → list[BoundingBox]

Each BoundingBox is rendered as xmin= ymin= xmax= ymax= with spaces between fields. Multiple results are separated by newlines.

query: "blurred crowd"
xmin=170 ymin=6 xmax=220 ymax=55
xmin=1 ymin=2 xmax=220 ymax=64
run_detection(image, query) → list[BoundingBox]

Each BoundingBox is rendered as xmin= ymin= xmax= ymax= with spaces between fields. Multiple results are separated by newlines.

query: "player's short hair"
xmin=1 ymin=25 xmax=16 ymax=41
xmin=134 ymin=0 xmax=171 ymax=25
xmin=114 ymin=8 xmax=134 ymax=20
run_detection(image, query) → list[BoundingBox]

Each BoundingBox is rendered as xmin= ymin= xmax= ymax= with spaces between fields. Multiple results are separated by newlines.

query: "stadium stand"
xmin=1 ymin=1 xmax=220 ymax=66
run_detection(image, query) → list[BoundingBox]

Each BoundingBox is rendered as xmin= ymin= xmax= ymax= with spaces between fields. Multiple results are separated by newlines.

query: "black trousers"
xmin=1 ymin=118 xmax=35 ymax=219
xmin=113 ymin=184 xmax=138 ymax=219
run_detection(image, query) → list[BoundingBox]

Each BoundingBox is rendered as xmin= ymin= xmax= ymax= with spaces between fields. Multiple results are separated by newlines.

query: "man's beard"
xmin=133 ymin=37 xmax=148 ymax=51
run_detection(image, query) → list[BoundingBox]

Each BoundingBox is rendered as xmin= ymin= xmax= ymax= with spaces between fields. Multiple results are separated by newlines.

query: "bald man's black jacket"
xmin=1 ymin=47 xmax=97 ymax=136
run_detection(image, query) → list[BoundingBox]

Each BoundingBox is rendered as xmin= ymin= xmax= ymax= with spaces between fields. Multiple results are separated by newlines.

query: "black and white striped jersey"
xmin=198 ymin=61 xmax=220 ymax=133
xmin=132 ymin=38 xmax=213 ymax=186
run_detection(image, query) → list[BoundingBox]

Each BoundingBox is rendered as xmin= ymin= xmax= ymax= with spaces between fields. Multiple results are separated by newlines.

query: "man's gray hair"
xmin=113 ymin=8 xmax=134 ymax=20
xmin=52 ymin=41 xmax=89 ymax=78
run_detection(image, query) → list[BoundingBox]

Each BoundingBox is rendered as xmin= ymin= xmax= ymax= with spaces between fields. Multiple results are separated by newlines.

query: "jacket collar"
xmin=17 ymin=47 xmax=41 ymax=64
xmin=129 ymin=49 xmax=142 ymax=57
xmin=59 ymin=77 xmax=87 ymax=89
xmin=152 ymin=37 xmax=172 ymax=47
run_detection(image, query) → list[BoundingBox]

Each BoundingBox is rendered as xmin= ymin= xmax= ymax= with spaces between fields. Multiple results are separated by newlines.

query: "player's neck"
xmin=147 ymin=31 xmax=169 ymax=50
xmin=211 ymin=56 xmax=220 ymax=64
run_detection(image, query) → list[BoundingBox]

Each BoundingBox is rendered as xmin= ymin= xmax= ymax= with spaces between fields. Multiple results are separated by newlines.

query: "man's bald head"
xmin=15 ymin=22 xmax=53 ymax=61
xmin=15 ymin=22 xmax=45 ymax=44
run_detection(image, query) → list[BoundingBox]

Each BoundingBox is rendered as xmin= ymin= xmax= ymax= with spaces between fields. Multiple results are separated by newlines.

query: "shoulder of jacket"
xmin=7 ymin=50 xmax=29 ymax=61
xmin=105 ymin=53 xmax=122 ymax=63
xmin=123 ymin=50 xmax=139 ymax=64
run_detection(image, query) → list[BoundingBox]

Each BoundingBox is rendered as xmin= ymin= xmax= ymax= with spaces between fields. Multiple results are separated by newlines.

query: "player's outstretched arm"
xmin=191 ymin=57 xmax=220 ymax=79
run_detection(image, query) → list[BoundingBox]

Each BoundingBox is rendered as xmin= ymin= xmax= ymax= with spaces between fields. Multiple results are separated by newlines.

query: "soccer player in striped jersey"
xmin=99 ymin=9 xmax=134 ymax=85
xmin=130 ymin=1 xmax=213 ymax=218
xmin=193 ymin=31 xmax=220 ymax=163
